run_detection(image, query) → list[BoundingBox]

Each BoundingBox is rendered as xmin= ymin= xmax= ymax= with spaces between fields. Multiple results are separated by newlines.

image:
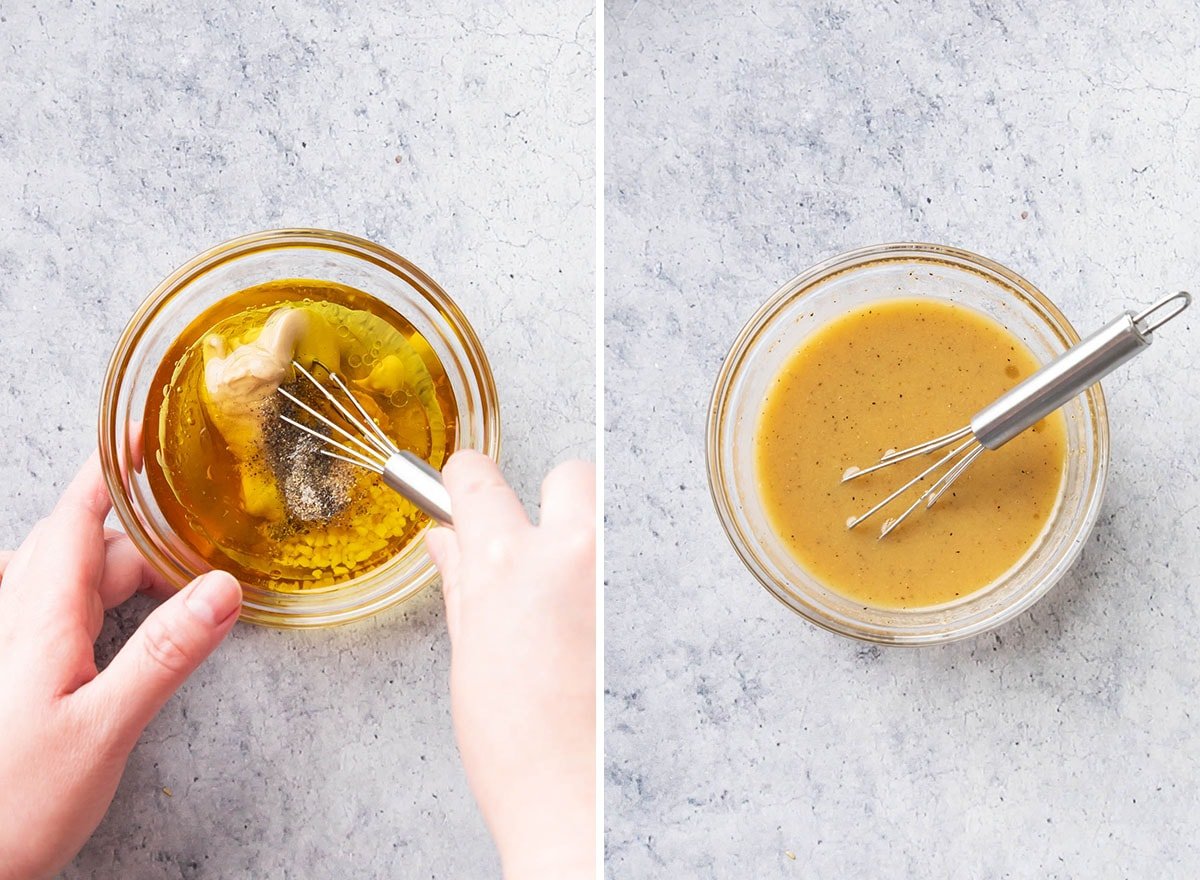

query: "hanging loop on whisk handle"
xmin=383 ymin=451 xmax=454 ymax=526
xmin=971 ymin=291 xmax=1191 ymax=450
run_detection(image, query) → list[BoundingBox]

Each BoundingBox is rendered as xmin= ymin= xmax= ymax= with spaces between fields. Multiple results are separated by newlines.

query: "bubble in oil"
xmin=348 ymin=354 xmax=362 ymax=368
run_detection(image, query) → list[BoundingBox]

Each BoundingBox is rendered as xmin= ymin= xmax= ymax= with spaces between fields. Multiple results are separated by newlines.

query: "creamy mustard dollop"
xmin=199 ymin=306 xmax=342 ymax=521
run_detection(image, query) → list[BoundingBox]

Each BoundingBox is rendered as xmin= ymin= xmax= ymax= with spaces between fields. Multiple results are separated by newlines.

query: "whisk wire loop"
xmin=288 ymin=361 xmax=398 ymax=461
xmin=844 ymin=438 xmax=977 ymax=532
xmin=276 ymin=384 xmax=385 ymax=468
xmin=275 ymin=359 xmax=454 ymax=525
xmin=322 ymin=368 xmax=400 ymax=458
xmin=839 ymin=292 xmax=1189 ymax=539
xmin=1133 ymin=290 xmax=1191 ymax=336
xmin=841 ymin=425 xmax=972 ymax=482
xmin=277 ymin=411 xmax=385 ymax=473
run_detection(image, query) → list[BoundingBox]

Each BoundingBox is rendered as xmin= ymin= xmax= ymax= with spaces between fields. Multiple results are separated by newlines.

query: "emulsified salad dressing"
xmin=755 ymin=298 xmax=1067 ymax=608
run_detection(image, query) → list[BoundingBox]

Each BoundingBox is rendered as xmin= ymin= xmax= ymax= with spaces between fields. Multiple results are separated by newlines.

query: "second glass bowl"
xmin=100 ymin=229 xmax=500 ymax=628
xmin=707 ymin=243 xmax=1109 ymax=645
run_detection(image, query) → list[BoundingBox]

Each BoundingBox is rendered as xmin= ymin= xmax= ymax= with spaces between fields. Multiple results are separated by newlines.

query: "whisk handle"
xmin=970 ymin=296 xmax=1186 ymax=450
xmin=382 ymin=451 xmax=454 ymax=526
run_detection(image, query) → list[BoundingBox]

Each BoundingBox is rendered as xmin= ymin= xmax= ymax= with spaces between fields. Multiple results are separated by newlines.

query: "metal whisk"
xmin=843 ymin=291 xmax=1191 ymax=538
xmin=275 ymin=360 xmax=454 ymax=525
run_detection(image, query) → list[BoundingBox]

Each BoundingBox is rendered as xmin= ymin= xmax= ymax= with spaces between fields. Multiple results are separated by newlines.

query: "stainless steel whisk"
xmin=276 ymin=360 xmax=454 ymax=525
xmin=843 ymin=291 xmax=1191 ymax=538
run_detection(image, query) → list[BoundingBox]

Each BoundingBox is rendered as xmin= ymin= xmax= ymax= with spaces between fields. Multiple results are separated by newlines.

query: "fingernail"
xmin=184 ymin=571 xmax=243 ymax=626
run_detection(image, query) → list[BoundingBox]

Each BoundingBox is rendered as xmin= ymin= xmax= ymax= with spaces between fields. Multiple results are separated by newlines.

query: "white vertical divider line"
xmin=593 ymin=0 xmax=606 ymax=875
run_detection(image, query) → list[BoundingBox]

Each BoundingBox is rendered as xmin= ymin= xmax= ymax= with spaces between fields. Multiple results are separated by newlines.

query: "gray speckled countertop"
xmin=605 ymin=1 xmax=1200 ymax=877
xmin=0 ymin=3 xmax=593 ymax=877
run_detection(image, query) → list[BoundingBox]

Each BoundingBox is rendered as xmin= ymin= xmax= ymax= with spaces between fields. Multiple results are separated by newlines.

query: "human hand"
xmin=0 ymin=453 xmax=243 ymax=880
xmin=425 ymin=452 xmax=596 ymax=880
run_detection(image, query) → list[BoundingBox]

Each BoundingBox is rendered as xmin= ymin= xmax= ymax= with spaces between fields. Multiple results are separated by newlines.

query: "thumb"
xmin=424 ymin=527 xmax=462 ymax=640
xmin=84 ymin=570 xmax=242 ymax=749
xmin=424 ymin=526 xmax=460 ymax=585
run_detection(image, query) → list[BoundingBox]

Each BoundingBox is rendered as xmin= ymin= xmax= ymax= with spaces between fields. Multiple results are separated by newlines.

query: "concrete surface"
xmin=604 ymin=1 xmax=1200 ymax=877
xmin=0 ymin=2 xmax=594 ymax=877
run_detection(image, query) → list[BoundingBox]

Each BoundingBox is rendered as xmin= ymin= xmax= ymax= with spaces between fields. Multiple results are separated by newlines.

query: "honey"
xmin=754 ymin=298 xmax=1067 ymax=608
xmin=145 ymin=279 xmax=456 ymax=592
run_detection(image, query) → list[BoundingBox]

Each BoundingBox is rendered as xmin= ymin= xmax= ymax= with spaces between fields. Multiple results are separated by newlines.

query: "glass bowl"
xmin=707 ymin=243 xmax=1109 ymax=645
xmin=100 ymin=229 xmax=500 ymax=628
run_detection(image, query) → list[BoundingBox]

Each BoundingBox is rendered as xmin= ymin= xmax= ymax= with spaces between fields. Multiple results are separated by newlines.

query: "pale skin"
xmin=427 ymin=452 xmax=597 ymax=880
xmin=0 ymin=453 xmax=244 ymax=880
xmin=0 ymin=450 xmax=595 ymax=879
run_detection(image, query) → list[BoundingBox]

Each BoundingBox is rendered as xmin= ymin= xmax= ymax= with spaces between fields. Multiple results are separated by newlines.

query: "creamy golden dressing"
xmin=755 ymin=298 xmax=1067 ymax=608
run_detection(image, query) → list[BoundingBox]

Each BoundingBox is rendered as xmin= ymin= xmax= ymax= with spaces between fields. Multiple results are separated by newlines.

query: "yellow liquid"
xmin=755 ymin=298 xmax=1067 ymax=608
xmin=145 ymin=279 xmax=457 ymax=592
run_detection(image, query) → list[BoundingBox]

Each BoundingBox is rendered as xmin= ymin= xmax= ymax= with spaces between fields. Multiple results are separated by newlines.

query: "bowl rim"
xmin=705 ymin=241 xmax=1111 ymax=645
xmin=99 ymin=227 xmax=501 ymax=628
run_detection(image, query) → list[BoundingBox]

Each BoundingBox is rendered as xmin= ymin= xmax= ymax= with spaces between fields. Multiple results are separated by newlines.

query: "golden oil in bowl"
xmin=102 ymin=229 xmax=499 ymax=628
xmin=145 ymin=278 xmax=457 ymax=594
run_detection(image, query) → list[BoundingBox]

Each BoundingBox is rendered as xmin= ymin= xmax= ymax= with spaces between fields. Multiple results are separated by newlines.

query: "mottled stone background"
xmin=605 ymin=1 xmax=1199 ymax=877
xmin=0 ymin=2 xmax=594 ymax=877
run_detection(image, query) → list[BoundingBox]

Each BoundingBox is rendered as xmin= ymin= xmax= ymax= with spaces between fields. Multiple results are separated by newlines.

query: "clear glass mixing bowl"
xmin=706 ymin=243 xmax=1109 ymax=645
xmin=100 ymin=229 xmax=500 ymax=628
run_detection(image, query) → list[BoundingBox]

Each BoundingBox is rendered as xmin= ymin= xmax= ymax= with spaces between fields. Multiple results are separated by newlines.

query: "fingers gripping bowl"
xmin=100 ymin=230 xmax=500 ymax=628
